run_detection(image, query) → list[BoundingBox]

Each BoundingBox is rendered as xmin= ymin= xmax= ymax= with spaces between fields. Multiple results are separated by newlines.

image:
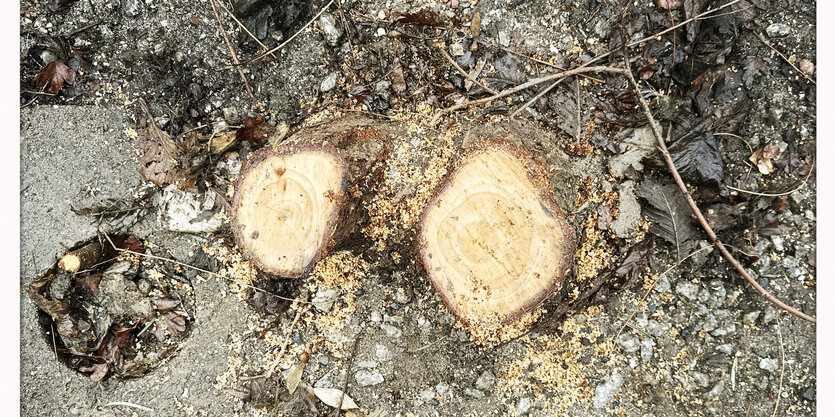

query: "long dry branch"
xmin=431 ymin=65 xmax=627 ymax=123
xmin=617 ymin=27 xmax=816 ymax=324
xmin=210 ymin=0 xmax=254 ymax=98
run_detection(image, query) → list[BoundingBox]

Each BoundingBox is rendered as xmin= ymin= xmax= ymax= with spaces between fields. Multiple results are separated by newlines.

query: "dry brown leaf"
xmin=34 ymin=61 xmax=76 ymax=95
xmin=749 ymin=145 xmax=780 ymax=175
xmin=312 ymin=387 xmax=359 ymax=410
xmin=136 ymin=124 xmax=185 ymax=186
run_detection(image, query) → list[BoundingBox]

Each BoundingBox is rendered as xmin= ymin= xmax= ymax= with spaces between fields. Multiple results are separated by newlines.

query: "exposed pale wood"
xmin=232 ymin=145 xmax=348 ymax=277
xmin=58 ymin=242 xmax=103 ymax=273
xmin=419 ymin=140 xmax=575 ymax=328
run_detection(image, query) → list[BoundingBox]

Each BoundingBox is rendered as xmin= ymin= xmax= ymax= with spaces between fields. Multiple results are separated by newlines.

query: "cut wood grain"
xmin=232 ymin=145 xmax=348 ymax=277
xmin=419 ymin=140 xmax=576 ymax=328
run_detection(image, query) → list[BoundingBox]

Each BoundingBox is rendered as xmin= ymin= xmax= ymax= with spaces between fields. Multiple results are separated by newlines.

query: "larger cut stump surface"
xmin=420 ymin=140 xmax=575 ymax=328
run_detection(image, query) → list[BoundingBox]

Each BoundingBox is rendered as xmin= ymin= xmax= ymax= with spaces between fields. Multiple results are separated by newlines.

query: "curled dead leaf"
xmin=34 ymin=61 xmax=76 ymax=95
xmin=749 ymin=145 xmax=780 ymax=175
xmin=312 ymin=387 xmax=359 ymax=410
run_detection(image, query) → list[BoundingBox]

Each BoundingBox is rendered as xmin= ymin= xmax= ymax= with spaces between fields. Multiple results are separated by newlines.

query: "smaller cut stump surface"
xmin=232 ymin=145 xmax=348 ymax=277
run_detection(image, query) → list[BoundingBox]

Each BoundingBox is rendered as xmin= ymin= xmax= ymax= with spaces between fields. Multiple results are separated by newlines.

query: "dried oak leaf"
xmin=236 ymin=116 xmax=274 ymax=146
xmin=742 ymin=56 xmax=770 ymax=87
xmin=136 ymin=123 xmax=185 ymax=186
xmin=668 ymin=133 xmax=724 ymax=186
xmin=34 ymin=61 xmax=76 ymax=95
xmin=635 ymin=178 xmax=699 ymax=260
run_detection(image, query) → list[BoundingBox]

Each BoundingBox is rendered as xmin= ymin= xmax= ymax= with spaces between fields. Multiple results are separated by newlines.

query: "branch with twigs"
xmin=438 ymin=47 xmax=497 ymax=95
xmin=431 ymin=65 xmax=628 ymax=124
xmin=209 ymin=0 xmax=254 ymax=98
xmin=213 ymin=0 xmax=277 ymax=60
xmin=245 ymin=0 xmax=335 ymax=64
xmin=616 ymin=20 xmax=815 ymax=323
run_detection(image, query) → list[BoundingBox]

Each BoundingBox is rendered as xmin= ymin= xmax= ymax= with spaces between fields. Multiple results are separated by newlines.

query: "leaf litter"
xmin=28 ymin=235 xmax=196 ymax=381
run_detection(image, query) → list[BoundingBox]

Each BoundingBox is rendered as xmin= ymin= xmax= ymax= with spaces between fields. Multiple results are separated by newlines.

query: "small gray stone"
xmin=375 ymin=344 xmax=393 ymax=362
xmin=393 ymin=287 xmax=413 ymax=304
xmin=315 ymin=373 xmax=333 ymax=388
xmin=516 ymin=397 xmax=532 ymax=415
xmin=593 ymin=372 xmax=624 ymax=409
xmin=464 ymin=388 xmax=484 ymax=398
xmin=690 ymin=371 xmax=710 ymax=388
xmin=418 ymin=388 xmax=435 ymax=403
xmin=498 ymin=31 xmax=510 ymax=46
xmin=640 ymin=338 xmax=655 ymax=362
xmin=763 ymin=308 xmax=777 ymax=324
xmin=654 ymin=275 xmax=672 ymax=293
xmin=647 ymin=321 xmax=671 ymax=338
xmin=311 ymin=288 xmax=341 ymax=312
xmin=743 ymin=311 xmax=761 ymax=326
xmin=370 ymin=311 xmax=382 ymax=322
xmin=766 ymin=23 xmax=791 ymax=37
xmin=803 ymin=387 xmax=816 ymax=401
xmin=381 ymin=324 xmax=402 ymax=338
xmin=701 ymin=314 xmax=719 ymax=333
xmin=317 ymin=355 xmax=330 ymax=365
xmin=475 ymin=371 xmax=496 ymax=390
xmin=318 ymin=13 xmax=343 ymax=45
xmin=712 ymin=322 xmax=736 ymax=337
xmin=320 ymin=72 xmax=338 ymax=92
xmin=771 ymin=236 xmax=785 ymax=252
xmin=436 ymin=382 xmax=450 ymax=396
xmin=759 ymin=358 xmax=779 ymax=373
xmin=122 ymin=0 xmax=141 ymax=16
xmin=357 ymin=360 xmax=377 ymax=369
xmin=449 ymin=42 xmax=465 ymax=56
xmin=716 ymin=344 xmax=735 ymax=355
xmin=676 ymin=282 xmax=700 ymax=300
xmin=616 ymin=333 xmax=640 ymax=354
xmin=705 ymin=379 xmax=725 ymax=399
xmin=355 ymin=369 xmax=384 ymax=386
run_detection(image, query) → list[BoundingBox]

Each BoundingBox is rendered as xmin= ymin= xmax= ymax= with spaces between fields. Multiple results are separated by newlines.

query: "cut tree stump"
xmin=232 ymin=144 xmax=348 ymax=277
xmin=419 ymin=140 xmax=576 ymax=328
xmin=231 ymin=116 xmax=395 ymax=277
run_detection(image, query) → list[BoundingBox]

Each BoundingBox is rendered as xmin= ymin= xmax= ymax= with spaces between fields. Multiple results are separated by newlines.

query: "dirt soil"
xmin=20 ymin=0 xmax=816 ymax=416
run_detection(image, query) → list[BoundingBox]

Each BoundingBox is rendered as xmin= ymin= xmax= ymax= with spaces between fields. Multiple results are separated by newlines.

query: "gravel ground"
xmin=20 ymin=0 xmax=816 ymax=416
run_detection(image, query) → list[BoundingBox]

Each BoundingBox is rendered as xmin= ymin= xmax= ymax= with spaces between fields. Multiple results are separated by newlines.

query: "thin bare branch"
xmin=210 ymin=0 xmax=254 ymax=98
xmin=432 ymin=66 xmax=627 ymax=124
xmin=617 ymin=23 xmax=815 ymax=324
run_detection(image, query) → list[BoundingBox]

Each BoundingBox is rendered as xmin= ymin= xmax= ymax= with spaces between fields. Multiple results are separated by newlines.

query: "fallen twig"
xmin=247 ymin=0 xmax=335 ymax=63
xmin=432 ymin=66 xmax=627 ymax=124
xmin=751 ymin=30 xmax=816 ymax=85
xmin=105 ymin=402 xmax=153 ymax=412
xmin=213 ymin=0 xmax=276 ymax=59
xmin=209 ymin=0 xmax=254 ymax=98
xmin=477 ymin=39 xmax=604 ymax=83
xmin=617 ymin=23 xmax=816 ymax=323
xmin=439 ymin=47 xmax=497 ymax=95
xmin=332 ymin=331 xmax=363 ymax=417
xmin=772 ymin=314 xmax=785 ymax=417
